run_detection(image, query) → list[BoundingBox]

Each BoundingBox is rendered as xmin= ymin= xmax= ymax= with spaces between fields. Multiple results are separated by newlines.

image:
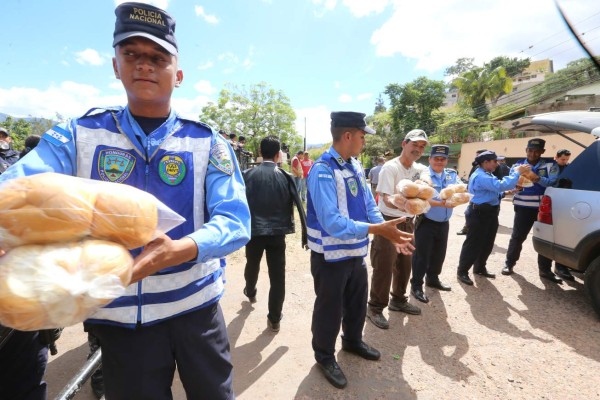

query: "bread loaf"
xmin=416 ymin=185 xmax=435 ymax=200
xmin=0 ymin=240 xmax=133 ymax=331
xmin=0 ymin=173 xmax=96 ymax=249
xmin=389 ymin=194 xmax=407 ymax=210
xmin=396 ymin=179 xmax=420 ymax=198
xmin=91 ymin=182 xmax=158 ymax=249
xmin=446 ymin=192 xmax=471 ymax=206
xmin=518 ymin=175 xmax=534 ymax=188
xmin=404 ymin=198 xmax=430 ymax=215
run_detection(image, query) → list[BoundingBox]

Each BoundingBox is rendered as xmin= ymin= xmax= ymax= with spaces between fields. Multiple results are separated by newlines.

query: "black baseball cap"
xmin=475 ymin=150 xmax=498 ymax=164
xmin=331 ymin=112 xmax=376 ymax=134
xmin=113 ymin=2 xmax=178 ymax=56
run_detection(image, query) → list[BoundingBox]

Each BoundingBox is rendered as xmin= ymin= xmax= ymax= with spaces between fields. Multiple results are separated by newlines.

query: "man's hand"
xmin=131 ymin=234 xmax=198 ymax=284
xmin=369 ymin=217 xmax=413 ymax=246
xmin=514 ymin=164 xmax=532 ymax=175
xmin=395 ymin=241 xmax=415 ymax=255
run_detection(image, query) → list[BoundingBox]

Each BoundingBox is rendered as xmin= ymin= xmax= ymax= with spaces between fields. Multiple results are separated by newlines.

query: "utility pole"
xmin=304 ymin=116 xmax=307 ymax=152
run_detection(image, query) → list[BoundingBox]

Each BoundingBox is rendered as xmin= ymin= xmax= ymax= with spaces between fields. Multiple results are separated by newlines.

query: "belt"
xmin=422 ymin=216 xmax=449 ymax=224
xmin=469 ymin=202 xmax=499 ymax=210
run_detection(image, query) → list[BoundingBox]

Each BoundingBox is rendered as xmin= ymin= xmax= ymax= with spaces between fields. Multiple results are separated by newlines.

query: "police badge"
xmin=347 ymin=178 xmax=359 ymax=197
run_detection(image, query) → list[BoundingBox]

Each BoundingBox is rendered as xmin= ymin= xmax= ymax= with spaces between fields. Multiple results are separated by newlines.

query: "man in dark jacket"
xmin=242 ymin=136 xmax=307 ymax=332
xmin=0 ymin=128 xmax=19 ymax=173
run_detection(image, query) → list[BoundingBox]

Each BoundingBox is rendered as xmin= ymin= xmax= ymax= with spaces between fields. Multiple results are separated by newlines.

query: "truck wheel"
xmin=584 ymin=256 xmax=600 ymax=319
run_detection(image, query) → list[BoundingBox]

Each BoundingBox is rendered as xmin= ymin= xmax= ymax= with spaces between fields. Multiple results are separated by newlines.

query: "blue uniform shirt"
xmin=425 ymin=167 xmax=459 ymax=222
xmin=0 ymin=107 xmax=250 ymax=264
xmin=469 ymin=167 xmax=520 ymax=206
xmin=307 ymin=146 xmax=383 ymax=241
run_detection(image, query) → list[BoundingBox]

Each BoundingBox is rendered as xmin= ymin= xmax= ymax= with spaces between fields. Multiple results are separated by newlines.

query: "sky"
xmin=1 ymin=0 xmax=599 ymax=145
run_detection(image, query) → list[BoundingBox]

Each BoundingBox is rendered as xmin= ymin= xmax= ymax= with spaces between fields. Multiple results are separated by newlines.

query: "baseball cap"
xmin=113 ymin=2 xmax=178 ymax=56
xmin=527 ymin=138 xmax=546 ymax=149
xmin=330 ymin=111 xmax=376 ymax=134
xmin=0 ymin=127 xmax=9 ymax=138
xmin=430 ymin=145 xmax=449 ymax=158
xmin=404 ymin=129 xmax=429 ymax=143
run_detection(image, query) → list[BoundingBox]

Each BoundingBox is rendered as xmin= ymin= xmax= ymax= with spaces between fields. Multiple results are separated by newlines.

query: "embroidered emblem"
xmin=210 ymin=142 xmax=233 ymax=175
xmin=43 ymin=126 xmax=72 ymax=146
xmin=538 ymin=169 xmax=547 ymax=177
xmin=159 ymin=155 xmax=186 ymax=185
xmin=549 ymin=165 xmax=559 ymax=174
xmin=347 ymin=178 xmax=358 ymax=197
xmin=336 ymin=156 xmax=345 ymax=165
xmin=98 ymin=149 xmax=135 ymax=183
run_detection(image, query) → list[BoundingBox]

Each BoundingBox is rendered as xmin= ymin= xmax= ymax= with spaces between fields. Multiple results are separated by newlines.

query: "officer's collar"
xmin=329 ymin=147 xmax=352 ymax=167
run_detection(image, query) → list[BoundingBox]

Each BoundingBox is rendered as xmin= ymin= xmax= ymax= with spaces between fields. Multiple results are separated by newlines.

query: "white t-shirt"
xmin=376 ymin=157 xmax=428 ymax=217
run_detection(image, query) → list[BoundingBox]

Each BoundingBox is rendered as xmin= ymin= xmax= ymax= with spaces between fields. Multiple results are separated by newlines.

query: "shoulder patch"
xmin=209 ymin=142 xmax=234 ymax=175
xmin=43 ymin=125 xmax=73 ymax=146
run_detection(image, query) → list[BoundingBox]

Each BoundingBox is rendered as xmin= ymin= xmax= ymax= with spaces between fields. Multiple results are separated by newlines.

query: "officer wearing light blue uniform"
xmin=457 ymin=151 xmax=526 ymax=285
xmin=0 ymin=3 xmax=250 ymax=399
xmin=411 ymin=145 xmax=458 ymax=300
xmin=503 ymin=138 xmax=562 ymax=282
xmin=306 ymin=111 xmax=413 ymax=389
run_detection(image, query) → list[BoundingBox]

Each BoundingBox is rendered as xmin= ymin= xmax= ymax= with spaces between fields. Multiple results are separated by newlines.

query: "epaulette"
xmin=80 ymin=106 xmax=123 ymax=118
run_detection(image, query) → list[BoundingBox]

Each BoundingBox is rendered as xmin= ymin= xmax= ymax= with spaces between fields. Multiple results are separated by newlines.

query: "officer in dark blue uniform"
xmin=457 ymin=151 xmax=529 ymax=285
xmin=306 ymin=112 xmax=413 ymax=389
xmin=411 ymin=145 xmax=458 ymax=303
xmin=502 ymin=138 xmax=561 ymax=282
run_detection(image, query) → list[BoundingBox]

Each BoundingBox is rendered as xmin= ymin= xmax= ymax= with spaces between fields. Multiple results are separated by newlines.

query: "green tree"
xmin=374 ymin=94 xmax=386 ymax=113
xmin=453 ymin=66 xmax=512 ymax=120
xmin=199 ymin=82 xmax=300 ymax=157
xmin=0 ymin=116 xmax=55 ymax=151
xmin=532 ymin=57 xmax=600 ymax=102
xmin=384 ymin=76 xmax=446 ymax=136
xmin=486 ymin=56 xmax=530 ymax=78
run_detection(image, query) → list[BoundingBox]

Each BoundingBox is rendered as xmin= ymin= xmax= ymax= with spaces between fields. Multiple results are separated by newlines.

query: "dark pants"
xmin=369 ymin=214 xmax=414 ymax=312
xmin=505 ymin=206 xmax=553 ymax=273
xmin=311 ymin=251 xmax=367 ymax=364
xmin=411 ymin=217 xmax=449 ymax=289
xmin=0 ymin=330 xmax=48 ymax=400
xmin=458 ymin=203 xmax=499 ymax=274
xmin=244 ymin=235 xmax=286 ymax=322
xmin=86 ymin=305 xmax=233 ymax=400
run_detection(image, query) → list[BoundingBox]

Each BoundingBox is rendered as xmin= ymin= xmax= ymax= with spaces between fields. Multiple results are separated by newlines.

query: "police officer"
xmin=411 ymin=145 xmax=458 ymax=302
xmin=502 ymin=138 xmax=563 ymax=282
xmin=0 ymin=3 xmax=250 ymax=399
xmin=457 ymin=151 xmax=529 ymax=285
xmin=306 ymin=111 xmax=413 ymax=389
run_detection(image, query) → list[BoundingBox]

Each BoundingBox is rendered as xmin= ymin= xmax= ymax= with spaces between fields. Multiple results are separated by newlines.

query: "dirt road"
xmin=45 ymin=200 xmax=600 ymax=399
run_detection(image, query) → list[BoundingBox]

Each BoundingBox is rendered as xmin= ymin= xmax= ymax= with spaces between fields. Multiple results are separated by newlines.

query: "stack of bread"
xmin=439 ymin=183 xmax=472 ymax=207
xmin=389 ymin=179 xmax=434 ymax=215
xmin=0 ymin=173 xmax=161 ymax=330
xmin=517 ymin=172 xmax=535 ymax=187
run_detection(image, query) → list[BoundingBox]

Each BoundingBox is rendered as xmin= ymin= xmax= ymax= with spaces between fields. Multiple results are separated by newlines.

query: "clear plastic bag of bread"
xmin=0 ymin=173 xmax=185 ymax=250
xmin=0 ymin=239 xmax=133 ymax=330
xmin=445 ymin=192 xmax=473 ymax=207
xmin=439 ymin=183 xmax=468 ymax=200
xmin=389 ymin=194 xmax=430 ymax=215
xmin=395 ymin=179 xmax=434 ymax=200
xmin=517 ymin=175 xmax=534 ymax=188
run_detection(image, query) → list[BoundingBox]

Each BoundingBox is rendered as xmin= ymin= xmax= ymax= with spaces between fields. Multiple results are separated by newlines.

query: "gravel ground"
xmin=46 ymin=199 xmax=600 ymax=399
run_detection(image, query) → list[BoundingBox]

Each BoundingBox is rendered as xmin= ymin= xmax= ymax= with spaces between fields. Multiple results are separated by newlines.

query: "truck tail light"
xmin=538 ymin=195 xmax=553 ymax=224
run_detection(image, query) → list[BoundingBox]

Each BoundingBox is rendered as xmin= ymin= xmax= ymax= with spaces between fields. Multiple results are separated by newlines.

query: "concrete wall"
xmin=456 ymin=132 xmax=597 ymax=179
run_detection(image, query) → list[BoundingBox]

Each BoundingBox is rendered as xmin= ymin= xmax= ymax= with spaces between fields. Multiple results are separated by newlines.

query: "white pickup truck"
xmin=531 ymin=110 xmax=600 ymax=318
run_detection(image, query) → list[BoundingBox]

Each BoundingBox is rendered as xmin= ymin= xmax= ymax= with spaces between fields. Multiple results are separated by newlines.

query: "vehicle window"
xmin=559 ymin=140 xmax=600 ymax=191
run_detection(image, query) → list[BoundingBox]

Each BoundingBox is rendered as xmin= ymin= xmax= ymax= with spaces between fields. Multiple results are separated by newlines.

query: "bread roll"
xmin=447 ymin=192 xmax=471 ymax=206
xmin=439 ymin=186 xmax=455 ymax=200
xmin=453 ymin=183 xmax=468 ymax=193
xmin=0 ymin=240 xmax=133 ymax=331
xmin=389 ymin=194 xmax=407 ymax=209
xmin=404 ymin=198 xmax=430 ymax=215
xmin=416 ymin=185 xmax=435 ymax=200
xmin=0 ymin=173 xmax=96 ymax=249
xmin=91 ymin=182 xmax=158 ymax=249
xmin=518 ymin=175 xmax=534 ymax=188
xmin=396 ymin=179 xmax=420 ymax=198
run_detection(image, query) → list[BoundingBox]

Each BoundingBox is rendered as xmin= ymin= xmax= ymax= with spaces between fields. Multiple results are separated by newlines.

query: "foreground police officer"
xmin=0 ymin=3 xmax=250 ymax=399
xmin=411 ymin=145 xmax=458 ymax=302
xmin=306 ymin=112 xmax=413 ymax=389
xmin=502 ymin=138 xmax=562 ymax=282
xmin=457 ymin=151 xmax=529 ymax=285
